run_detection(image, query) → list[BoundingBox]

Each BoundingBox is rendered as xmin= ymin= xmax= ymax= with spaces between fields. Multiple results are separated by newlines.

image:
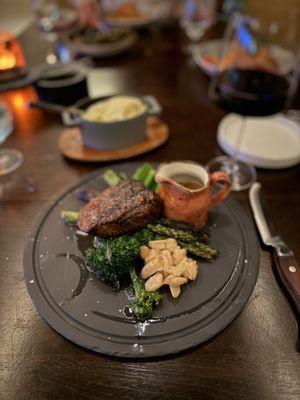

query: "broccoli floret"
xmin=86 ymin=228 xmax=156 ymax=289
xmin=130 ymin=268 xmax=161 ymax=322
xmin=86 ymin=245 xmax=119 ymax=288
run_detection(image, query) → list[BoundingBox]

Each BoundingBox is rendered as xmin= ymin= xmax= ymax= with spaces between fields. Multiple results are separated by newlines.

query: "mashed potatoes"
xmin=82 ymin=96 xmax=146 ymax=123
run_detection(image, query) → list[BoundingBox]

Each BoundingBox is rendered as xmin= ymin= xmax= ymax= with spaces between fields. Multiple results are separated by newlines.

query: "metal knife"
xmin=249 ymin=183 xmax=300 ymax=317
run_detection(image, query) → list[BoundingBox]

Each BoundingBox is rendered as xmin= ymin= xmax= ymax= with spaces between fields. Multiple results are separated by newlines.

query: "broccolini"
xmin=130 ymin=267 xmax=161 ymax=322
xmin=86 ymin=228 xmax=155 ymax=289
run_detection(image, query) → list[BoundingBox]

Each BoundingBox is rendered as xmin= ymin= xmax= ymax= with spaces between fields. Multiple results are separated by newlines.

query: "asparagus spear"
xmin=147 ymin=223 xmax=203 ymax=244
xmin=143 ymin=169 xmax=156 ymax=188
xmin=147 ymin=223 xmax=217 ymax=259
xmin=177 ymin=241 xmax=217 ymax=260
xmin=157 ymin=218 xmax=208 ymax=240
xmin=102 ymin=169 xmax=121 ymax=186
xmin=132 ymin=163 xmax=158 ymax=190
xmin=60 ymin=211 xmax=79 ymax=224
xmin=132 ymin=163 xmax=152 ymax=182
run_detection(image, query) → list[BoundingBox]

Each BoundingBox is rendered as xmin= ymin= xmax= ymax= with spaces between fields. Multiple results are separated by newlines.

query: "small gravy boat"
xmin=155 ymin=161 xmax=231 ymax=227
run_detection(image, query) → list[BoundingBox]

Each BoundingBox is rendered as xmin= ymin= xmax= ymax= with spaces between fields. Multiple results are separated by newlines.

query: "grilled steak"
xmin=77 ymin=179 xmax=162 ymax=237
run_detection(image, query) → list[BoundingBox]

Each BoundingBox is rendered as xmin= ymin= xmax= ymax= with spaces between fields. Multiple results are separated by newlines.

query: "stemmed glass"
xmin=206 ymin=10 xmax=300 ymax=191
xmin=180 ymin=0 xmax=217 ymax=44
xmin=32 ymin=0 xmax=61 ymax=64
xmin=32 ymin=0 xmax=78 ymax=64
xmin=0 ymin=104 xmax=23 ymax=177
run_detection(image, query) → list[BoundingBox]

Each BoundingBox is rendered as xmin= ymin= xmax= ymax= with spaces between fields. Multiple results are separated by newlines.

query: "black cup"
xmin=34 ymin=66 xmax=88 ymax=106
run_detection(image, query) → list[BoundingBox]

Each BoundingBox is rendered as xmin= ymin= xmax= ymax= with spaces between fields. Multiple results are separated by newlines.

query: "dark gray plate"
xmin=23 ymin=162 xmax=259 ymax=358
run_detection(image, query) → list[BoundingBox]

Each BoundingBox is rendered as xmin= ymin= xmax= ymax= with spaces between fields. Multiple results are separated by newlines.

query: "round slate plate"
xmin=23 ymin=162 xmax=259 ymax=358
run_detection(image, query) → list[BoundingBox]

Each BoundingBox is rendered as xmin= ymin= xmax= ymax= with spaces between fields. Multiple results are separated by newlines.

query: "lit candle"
xmin=0 ymin=32 xmax=26 ymax=72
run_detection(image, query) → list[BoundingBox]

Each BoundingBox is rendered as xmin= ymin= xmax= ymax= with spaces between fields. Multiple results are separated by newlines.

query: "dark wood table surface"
xmin=1 ymin=24 xmax=300 ymax=400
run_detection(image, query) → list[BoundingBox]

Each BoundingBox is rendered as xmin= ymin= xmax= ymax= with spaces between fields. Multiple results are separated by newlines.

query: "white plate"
xmin=217 ymin=114 xmax=300 ymax=169
xmin=68 ymin=32 xmax=138 ymax=57
xmin=103 ymin=1 xmax=169 ymax=28
xmin=192 ymin=39 xmax=295 ymax=77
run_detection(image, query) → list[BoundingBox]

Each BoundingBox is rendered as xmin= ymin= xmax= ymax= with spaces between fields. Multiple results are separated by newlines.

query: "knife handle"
xmin=273 ymin=253 xmax=300 ymax=315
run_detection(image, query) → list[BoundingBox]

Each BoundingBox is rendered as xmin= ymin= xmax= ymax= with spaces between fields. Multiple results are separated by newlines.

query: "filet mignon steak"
xmin=77 ymin=179 xmax=162 ymax=237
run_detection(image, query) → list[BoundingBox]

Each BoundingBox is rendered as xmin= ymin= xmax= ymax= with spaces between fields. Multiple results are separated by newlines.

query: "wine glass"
xmin=206 ymin=10 xmax=300 ymax=191
xmin=0 ymin=104 xmax=23 ymax=177
xmin=180 ymin=0 xmax=217 ymax=43
xmin=32 ymin=0 xmax=78 ymax=64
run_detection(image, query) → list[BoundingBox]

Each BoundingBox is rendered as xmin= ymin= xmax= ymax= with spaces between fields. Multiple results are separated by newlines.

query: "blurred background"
xmin=1 ymin=0 xmax=300 ymax=35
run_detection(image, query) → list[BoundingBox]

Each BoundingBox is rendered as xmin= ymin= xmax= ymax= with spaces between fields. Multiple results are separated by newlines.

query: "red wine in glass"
xmin=206 ymin=10 xmax=298 ymax=191
xmin=212 ymin=68 xmax=289 ymax=117
xmin=207 ymin=68 xmax=292 ymax=190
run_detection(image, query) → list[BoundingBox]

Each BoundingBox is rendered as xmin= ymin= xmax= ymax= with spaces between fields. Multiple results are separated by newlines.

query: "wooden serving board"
xmin=58 ymin=116 xmax=169 ymax=162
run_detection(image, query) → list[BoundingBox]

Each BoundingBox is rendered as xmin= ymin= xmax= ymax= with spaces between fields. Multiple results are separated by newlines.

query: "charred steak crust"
xmin=77 ymin=180 xmax=162 ymax=237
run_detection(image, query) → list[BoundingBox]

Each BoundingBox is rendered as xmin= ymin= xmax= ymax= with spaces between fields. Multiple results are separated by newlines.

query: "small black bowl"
xmin=34 ymin=66 xmax=88 ymax=106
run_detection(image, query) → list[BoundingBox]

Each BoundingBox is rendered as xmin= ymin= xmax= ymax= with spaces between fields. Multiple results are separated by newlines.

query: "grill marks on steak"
xmin=77 ymin=179 xmax=162 ymax=237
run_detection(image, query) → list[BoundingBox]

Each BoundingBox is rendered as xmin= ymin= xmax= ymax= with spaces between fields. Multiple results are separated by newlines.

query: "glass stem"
xmin=231 ymin=116 xmax=247 ymax=167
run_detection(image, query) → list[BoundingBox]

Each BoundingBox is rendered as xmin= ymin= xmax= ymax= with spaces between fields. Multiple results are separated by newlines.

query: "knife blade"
xmin=249 ymin=183 xmax=300 ymax=318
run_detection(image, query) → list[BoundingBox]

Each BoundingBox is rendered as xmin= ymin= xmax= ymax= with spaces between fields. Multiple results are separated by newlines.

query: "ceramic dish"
xmin=58 ymin=116 xmax=169 ymax=162
xmin=34 ymin=66 xmax=88 ymax=106
xmin=62 ymin=95 xmax=162 ymax=150
xmin=217 ymin=113 xmax=300 ymax=169
xmin=104 ymin=2 xmax=169 ymax=28
xmin=192 ymin=39 xmax=295 ymax=77
xmin=67 ymin=31 xmax=138 ymax=58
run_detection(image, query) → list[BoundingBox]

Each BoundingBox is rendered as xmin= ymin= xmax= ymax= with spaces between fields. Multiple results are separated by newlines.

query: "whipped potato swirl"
xmin=83 ymin=96 xmax=146 ymax=123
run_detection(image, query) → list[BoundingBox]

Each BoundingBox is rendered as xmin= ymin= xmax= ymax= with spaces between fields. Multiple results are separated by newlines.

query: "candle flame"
xmin=0 ymin=32 xmax=25 ymax=71
xmin=0 ymin=51 xmax=16 ymax=70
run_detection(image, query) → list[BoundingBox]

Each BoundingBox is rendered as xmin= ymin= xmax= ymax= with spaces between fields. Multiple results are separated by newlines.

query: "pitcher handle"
xmin=210 ymin=171 xmax=231 ymax=206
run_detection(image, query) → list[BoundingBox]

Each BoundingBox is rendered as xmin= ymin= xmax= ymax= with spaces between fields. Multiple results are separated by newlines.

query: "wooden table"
xmin=1 ymin=24 xmax=299 ymax=400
